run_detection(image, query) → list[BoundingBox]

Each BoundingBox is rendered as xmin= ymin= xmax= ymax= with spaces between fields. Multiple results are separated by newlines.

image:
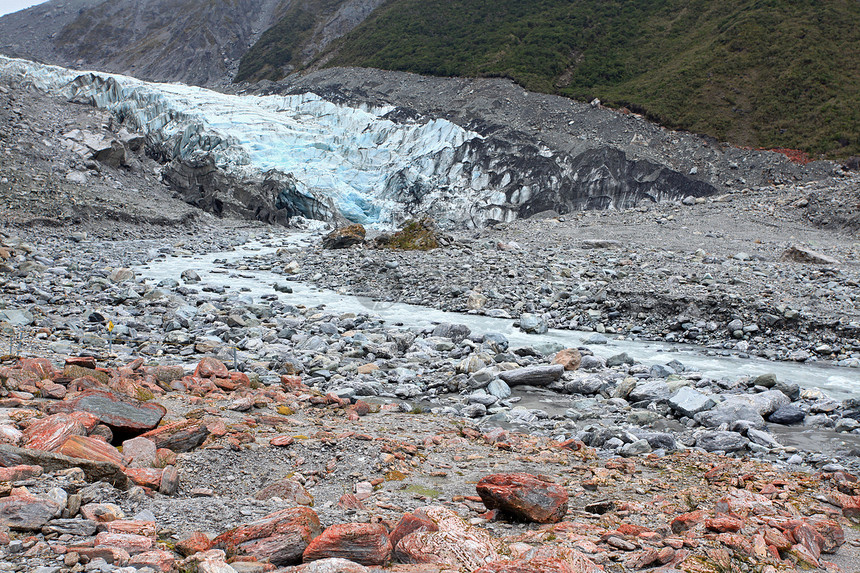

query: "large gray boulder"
xmin=695 ymin=402 xmax=766 ymax=429
xmin=628 ymin=380 xmax=671 ymax=404
xmin=722 ymin=390 xmax=790 ymax=417
xmin=668 ymin=386 xmax=716 ymax=418
xmin=696 ymin=431 xmax=749 ymax=453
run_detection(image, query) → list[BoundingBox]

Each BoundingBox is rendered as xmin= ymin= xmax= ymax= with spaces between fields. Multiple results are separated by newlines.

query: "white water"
xmin=137 ymin=239 xmax=860 ymax=401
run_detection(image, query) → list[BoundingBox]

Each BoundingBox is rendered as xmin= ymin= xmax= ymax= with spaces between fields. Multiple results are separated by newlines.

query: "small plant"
xmin=135 ymin=387 xmax=155 ymax=402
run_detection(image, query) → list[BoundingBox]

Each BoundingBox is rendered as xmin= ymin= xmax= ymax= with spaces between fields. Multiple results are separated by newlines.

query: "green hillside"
xmin=239 ymin=0 xmax=860 ymax=158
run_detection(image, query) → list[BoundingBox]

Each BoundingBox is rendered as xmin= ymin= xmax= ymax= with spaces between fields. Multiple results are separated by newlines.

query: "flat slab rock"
xmin=498 ymin=365 xmax=564 ymax=387
xmin=0 ymin=492 xmax=62 ymax=531
xmin=49 ymin=389 xmax=166 ymax=432
xmin=0 ymin=444 xmax=128 ymax=488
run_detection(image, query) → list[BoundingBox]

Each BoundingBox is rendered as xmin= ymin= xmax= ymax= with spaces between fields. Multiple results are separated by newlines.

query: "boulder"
xmin=696 ymin=431 xmax=749 ymax=453
xmin=0 ymin=491 xmax=62 ymax=530
xmin=322 ymin=224 xmax=366 ymax=249
xmin=57 ymin=435 xmax=124 ymax=466
xmin=213 ymin=507 xmax=321 ymax=566
xmin=668 ymin=386 xmax=715 ymax=418
xmin=176 ymin=531 xmax=213 ymax=557
xmin=499 ymin=365 xmax=564 ymax=387
xmin=294 ymin=558 xmax=370 ymax=572
xmin=432 ymin=323 xmax=471 ymax=343
xmin=768 ymin=404 xmax=806 ymax=425
xmin=254 ymin=478 xmax=313 ymax=505
xmin=49 ymin=389 xmax=166 ymax=434
xmin=781 ymin=245 xmax=840 ymax=265
xmin=389 ymin=512 xmax=439 ymax=549
xmin=476 ymin=473 xmax=568 ymax=523
xmin=552 ymin=349 xmax=582 ymax=371
xmin=302 ymin=523 xmax=391 ymax=566
xmin=23 ymin=412 xmax=97 ymax=451
xmin=375 ymin=217 xmax=445 ymax=250
xmin=695 ymin=402 xmax=765 ymax=429
xmin=194 ymin=357 xmax=229 ymax=379
xmin=724 ymin=390 xmax=790 ymax=416
xmin=0 ymin=444 xmax=127 ymax=488
xmin=140 ymin=420 xmax=209 ymax=452
xmin=628 ymin=380 xmax=671 ymax=404
xmin=519 ymin=313 xmax=548 ymax=334
xmin=122 ymin=437 xmax=157 ymax=468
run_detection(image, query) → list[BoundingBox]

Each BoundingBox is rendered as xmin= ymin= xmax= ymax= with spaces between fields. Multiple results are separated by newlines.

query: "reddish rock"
xmin=155 ymin=448 xmax=178 ymax=467
xmin=36 ymin=380 xmax=66 ymax=399
xmin=49 ymin=389 xmax=166 ymax=433
xmin=213 ymin=506 xmax=321 ymax=557
xmin=73 ymin=546 xmax=130 ymax=565
xmin=140 ymin=420 xmax=209 ymax=452
xmin=0 ymin=465 xmax=43 ymax=481
xmin=22 ymin=413 xmax=93 ymax=451
xmin=281 ymin=375 xmax=305 ymax=391
xmin=302 ymin=523 xmax=391 ymax=566
xmin=254 ymin=478 xmax=313 ymax=505
xmin=271 ymin=435 xmax=295 ymax=447
xmin=0 ymin=491 xmax=62 ymax=530
xmin=763 ymin=527 xmax=792 ymax=551
xmin=337 ymin=494 xmax=367 ymax=511
xmin=791 ymin=542 xmax=820 ymax=568
xmin=124 ymin=467 xmax=162 ymax=489
xmin=122 ymin=436 xmax=157 ymax=468
xmin=522 ymin=546 xmax=603 ymax=573
xmin=95 ymin=532 xmax=154 ymax=555
xmin=129 ymin=549 xmax=176 ymax=572
xmin=294 ymin=558 xmax=370 ymax=572
xmin=671 ymin=510 xmax=707 ymax=534
xmin=90 ymin=424 xmax=114 ymax=443
xmin=160 ymin=466 xmax=180 ymax=495
xmin=19 ymin=358 xmax=55 ymax=379
xmin=476 ymin=473 xmax=568 ymax=523
xmin=810 ymin=519 xmax=844 ymax=553
xmin=705 ymin=515 xmax=744 ymax=533
xmin=176 ymin=531 xmax=212 ymax=556
xmin=104 ymin=520 xmax=157 ymax=537
xmin=472 ymin=563 xmax=547 ymax=573
xmin=792 ymin=522 xmax=824 ymax=559
xmin=57 ymin=435 xmax=124 ymax=466
xmin=393 ymin=507 xmax=507 ymax=573
xmin=390 ymin=513 xmax=439 ymax=549
xmin=0 ymin=444 xmax=127 ymax=488
xmin=552 ymin=349 xmax=582 ymax=371
xmin=65 ymin=356 xmax=97 ymax=369
xmin=194 ymin=357 xmax=229 ymax=379
xmin=80 ymin=502 xmax=125 ymax=522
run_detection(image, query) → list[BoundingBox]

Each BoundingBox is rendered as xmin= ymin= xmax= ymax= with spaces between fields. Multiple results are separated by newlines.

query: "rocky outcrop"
xmin=162 ymin=155 xmax=336 ymax=224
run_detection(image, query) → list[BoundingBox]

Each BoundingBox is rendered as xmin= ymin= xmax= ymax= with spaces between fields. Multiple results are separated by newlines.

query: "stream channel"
xmin=136 ymin=234 xmax=860 ymax=403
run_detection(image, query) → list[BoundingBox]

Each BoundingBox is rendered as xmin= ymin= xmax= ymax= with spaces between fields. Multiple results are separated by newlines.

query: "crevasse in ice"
xmin=0 ymin=56 xmax=483 ymax=225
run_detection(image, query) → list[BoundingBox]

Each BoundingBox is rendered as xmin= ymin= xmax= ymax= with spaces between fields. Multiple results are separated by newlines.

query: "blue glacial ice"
xmin=0 ymin=56 xmax=483 ymax=225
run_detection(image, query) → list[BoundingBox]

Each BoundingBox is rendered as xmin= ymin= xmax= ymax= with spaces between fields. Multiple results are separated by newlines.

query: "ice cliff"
xmin=0 ymin=56 xmax=716 ymax=227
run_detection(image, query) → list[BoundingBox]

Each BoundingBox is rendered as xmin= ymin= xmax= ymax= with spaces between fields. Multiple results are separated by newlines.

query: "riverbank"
xmin=286 ymin=175 xmax=860 ymax=368
xmin=3 ymin=219 xmax=860 ymax=571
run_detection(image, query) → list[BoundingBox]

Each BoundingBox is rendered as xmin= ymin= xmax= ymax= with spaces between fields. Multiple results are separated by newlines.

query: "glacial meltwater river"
xmin=137 ymin=235 xmax=860 ymax=400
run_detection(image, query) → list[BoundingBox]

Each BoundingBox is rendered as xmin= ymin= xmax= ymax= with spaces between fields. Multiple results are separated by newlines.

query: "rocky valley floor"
xmin=2 ymin=58 xmax=860 ymax=573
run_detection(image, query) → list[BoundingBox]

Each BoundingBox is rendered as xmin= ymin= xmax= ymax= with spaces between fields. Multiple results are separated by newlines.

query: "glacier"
xmin=0 ymin=56 xmax=716 ymax=228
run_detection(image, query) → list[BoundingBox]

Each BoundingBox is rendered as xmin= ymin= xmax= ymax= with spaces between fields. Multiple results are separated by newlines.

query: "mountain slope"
xmin=0 ymin=0 xmax=381 ymax=87
xmin=310 ymin=0 xmax=858 ymax=158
